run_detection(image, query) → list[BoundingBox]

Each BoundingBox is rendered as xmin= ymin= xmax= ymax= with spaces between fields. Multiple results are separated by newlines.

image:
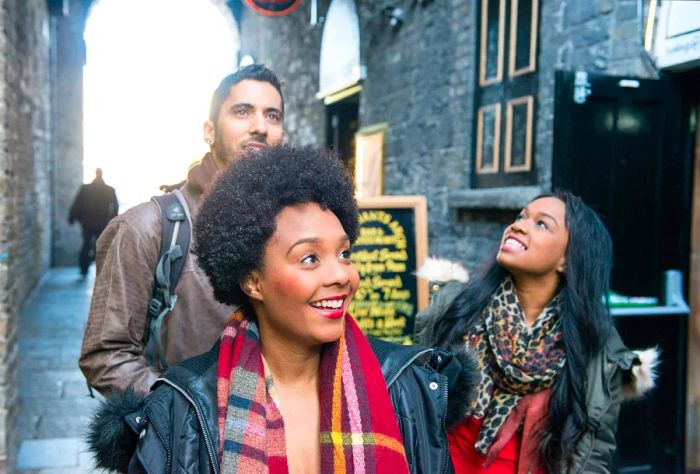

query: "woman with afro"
xmin=88 ymin=145 xmax=477 ymax=474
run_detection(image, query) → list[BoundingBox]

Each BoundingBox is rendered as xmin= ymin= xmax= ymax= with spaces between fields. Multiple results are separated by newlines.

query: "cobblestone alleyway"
xmin=15 ymin=268 xmax=105 ymax=473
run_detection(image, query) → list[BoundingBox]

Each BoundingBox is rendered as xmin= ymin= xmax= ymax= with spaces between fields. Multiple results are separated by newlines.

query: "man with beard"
xmin=80 ymin=65 xmax=285 ymax=395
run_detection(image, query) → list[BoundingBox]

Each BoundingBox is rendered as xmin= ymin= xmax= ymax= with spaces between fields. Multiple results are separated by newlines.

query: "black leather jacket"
xmin=89 ymin=339 xmax=478 ymax=474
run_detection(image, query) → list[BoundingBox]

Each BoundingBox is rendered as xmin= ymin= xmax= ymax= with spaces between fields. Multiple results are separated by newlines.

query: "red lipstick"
xmin=321 ymin=309 xmax=344 ymax=320
xmin=311 ymin=294 xmax=347 ymax=319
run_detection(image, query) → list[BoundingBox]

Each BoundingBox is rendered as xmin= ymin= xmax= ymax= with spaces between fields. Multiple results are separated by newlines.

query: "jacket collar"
xmin=370 ymin=336 xmax=479 ymax=429
xmin=180 ymin=153 xmax=222 ymax=220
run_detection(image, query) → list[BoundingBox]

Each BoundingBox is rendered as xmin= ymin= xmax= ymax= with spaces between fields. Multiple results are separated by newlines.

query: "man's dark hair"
xmin=194 ymin=145 xmax=358 ymax=307
xmin=208 ymin=64 xmax=284 ymax=124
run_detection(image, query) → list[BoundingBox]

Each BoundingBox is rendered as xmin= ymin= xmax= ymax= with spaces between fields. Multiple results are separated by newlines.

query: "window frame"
xmin=504 ymin=95 xmax=534 ymax=173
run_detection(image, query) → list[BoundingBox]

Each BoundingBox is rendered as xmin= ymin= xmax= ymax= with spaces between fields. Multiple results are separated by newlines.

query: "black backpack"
xmin=144 ymin=191 xmax=191 ymax=370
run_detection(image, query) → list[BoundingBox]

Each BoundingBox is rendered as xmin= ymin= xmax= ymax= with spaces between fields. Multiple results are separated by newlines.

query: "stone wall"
xmin=0 ymin=0 xmax=52 ymax=469
xmin=239 ymin=1 xmax=328 ymax=147
xmin=239 ymin=0 xmax=652 ymax=273
xmin=356 ymin=0 xmax=487 ymax=264
xmin=535 ymin=0 xmax=653 ymax=201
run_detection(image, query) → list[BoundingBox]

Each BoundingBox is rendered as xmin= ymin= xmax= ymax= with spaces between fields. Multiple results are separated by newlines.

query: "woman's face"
xmin=245 ymin=202 xmax=359 ymax=349
xmin=496 ymin=197 xmax=569 ymax=280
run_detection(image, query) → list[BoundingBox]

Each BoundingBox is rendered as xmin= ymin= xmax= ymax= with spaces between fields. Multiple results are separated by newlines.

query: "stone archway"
xmin=52 ymin=0 xmax=240 ymax=265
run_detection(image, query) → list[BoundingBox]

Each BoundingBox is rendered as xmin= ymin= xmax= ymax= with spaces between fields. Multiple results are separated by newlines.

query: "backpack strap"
xmin=145 ymin=192 xmax=191 ymax=371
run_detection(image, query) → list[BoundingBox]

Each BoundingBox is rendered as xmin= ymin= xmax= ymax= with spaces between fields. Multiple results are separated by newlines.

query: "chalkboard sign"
xmin=349 ymin=196 xmax=428 ymax=344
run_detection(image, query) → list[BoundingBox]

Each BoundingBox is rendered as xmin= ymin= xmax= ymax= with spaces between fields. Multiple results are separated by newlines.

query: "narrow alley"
xmin=15 ymin=269 xmax=102 ymax=473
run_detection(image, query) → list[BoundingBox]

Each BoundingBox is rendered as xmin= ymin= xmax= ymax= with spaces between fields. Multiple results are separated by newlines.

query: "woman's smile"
xmin=309 ymin=294 xmax=348 ymax=319
xmin=501 ymin=235 xmax=527 ymax=252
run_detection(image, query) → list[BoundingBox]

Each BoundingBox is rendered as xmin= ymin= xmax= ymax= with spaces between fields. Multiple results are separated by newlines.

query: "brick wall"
xmin=0 ymin=0 xmax=52 ymax=469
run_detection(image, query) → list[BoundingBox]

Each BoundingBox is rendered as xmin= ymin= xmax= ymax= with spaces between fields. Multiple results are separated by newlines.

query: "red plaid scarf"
xmin=217 ymin=311 xmax=409 ymax=474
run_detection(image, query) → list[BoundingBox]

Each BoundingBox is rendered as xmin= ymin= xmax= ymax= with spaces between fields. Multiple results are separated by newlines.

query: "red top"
xmin=448 ymin=389 xmax=551 ymax=474
xmin=449 ymin=416 xmax=520 ymax=474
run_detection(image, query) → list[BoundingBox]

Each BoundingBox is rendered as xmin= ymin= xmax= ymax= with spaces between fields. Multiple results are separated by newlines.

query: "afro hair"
xmin=194 ymin=145 xmax=359 ymax=307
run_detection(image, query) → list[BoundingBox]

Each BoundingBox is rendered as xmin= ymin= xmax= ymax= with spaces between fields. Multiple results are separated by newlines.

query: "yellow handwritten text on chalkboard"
xmin=349 ymin=209 xmax=415 ymax=343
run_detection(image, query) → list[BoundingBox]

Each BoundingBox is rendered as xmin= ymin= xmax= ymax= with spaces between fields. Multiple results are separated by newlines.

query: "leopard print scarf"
xmin=466 ymin=276 xmax=565 ymax=455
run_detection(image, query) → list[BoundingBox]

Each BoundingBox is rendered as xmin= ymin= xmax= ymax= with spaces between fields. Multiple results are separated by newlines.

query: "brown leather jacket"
xmin=79 ymin=155 xmax=235 ymax=395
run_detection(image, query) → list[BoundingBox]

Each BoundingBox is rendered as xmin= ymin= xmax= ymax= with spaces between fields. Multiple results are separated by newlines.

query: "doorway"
xmin=553 ymin=70 xmax=694 ymax=473
xmin=553 ymin=71 xmax=691 ymax=297
xmin=325 ymin=92 xmax=359 ymax=168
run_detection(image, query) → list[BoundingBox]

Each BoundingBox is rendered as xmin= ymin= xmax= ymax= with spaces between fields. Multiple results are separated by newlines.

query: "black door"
xmin=326 ymin=93 xmax=359 ymax=168
xmin=553 ymin=71 xmax=693 ymax=473
xmin=553 ymin=71 xmax=691 ymax=298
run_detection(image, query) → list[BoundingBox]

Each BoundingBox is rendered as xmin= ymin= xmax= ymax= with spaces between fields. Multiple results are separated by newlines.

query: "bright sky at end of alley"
xmin=83 ymin=0 xmax=238 ymax=211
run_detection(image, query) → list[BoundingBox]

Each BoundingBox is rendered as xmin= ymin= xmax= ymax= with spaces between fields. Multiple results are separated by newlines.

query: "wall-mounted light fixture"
xmin=47 ymin=0 xmax=69 ymax=16
xmin=239 ymin=54 xmax=256 ymax=68
xmin=383 ymin=4 xmax=405 ymax=29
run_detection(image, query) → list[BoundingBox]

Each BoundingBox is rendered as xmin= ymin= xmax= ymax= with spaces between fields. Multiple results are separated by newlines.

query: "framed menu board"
xmin=349 ymin=195 xmax=428 ymax=344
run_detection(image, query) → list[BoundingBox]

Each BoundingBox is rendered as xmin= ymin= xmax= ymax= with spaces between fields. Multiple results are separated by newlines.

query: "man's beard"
xmin=213 ymin=128 xmax=239 ymax=168
xmin=213 ymin=127 xmax=267 ymax=168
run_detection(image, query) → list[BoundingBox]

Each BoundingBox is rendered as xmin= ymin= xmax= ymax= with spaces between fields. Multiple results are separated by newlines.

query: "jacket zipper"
xmin=384 ymin=348 xmax=450 ymax=474
xmin=440 ymin=377 xmax=450 ymax=474
xmin=144 ymin=405 xmax=173 ymax=473
xmin=157 ymin=377 xmax=220 ymax=474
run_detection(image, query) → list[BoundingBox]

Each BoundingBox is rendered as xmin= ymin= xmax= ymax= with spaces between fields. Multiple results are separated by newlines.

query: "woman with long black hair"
xmin=416 ymin=192 xmax=658 ymax=473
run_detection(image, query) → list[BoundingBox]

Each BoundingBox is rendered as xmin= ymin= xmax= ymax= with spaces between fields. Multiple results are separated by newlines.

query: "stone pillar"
xmin=51 ymin=0 xmax=88 ymax=267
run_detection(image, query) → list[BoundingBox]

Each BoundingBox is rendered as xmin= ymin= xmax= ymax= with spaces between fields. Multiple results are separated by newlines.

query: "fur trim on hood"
xmin=622 ymin=347 xmax=660 ymax=400
xmin=416 ymin=257 xmax=469 ymax=284
xmin=86 ymin=388 xmax=145 ymax=473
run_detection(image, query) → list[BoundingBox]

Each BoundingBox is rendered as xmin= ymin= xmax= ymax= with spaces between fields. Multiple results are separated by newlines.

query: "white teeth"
xmin=504 ymin=238 xmax=526 ymax=250
xmin=311 ymin=299 xmax=343 ymax=309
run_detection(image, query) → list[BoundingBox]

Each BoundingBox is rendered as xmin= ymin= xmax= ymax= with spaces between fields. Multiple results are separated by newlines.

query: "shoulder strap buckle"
xmin=144 ymin=191 xmax=192 ymax=371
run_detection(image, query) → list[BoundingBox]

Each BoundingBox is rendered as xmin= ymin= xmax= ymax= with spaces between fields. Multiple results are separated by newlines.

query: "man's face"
xmin=204 ymin=79 xmax=284 ymax=168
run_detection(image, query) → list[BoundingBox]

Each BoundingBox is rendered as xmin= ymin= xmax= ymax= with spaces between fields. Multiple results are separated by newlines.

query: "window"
xmin=473 ymin=0 xmax=539 ymax=188
xmin=476 ymin=103 xmax=501 ymax=174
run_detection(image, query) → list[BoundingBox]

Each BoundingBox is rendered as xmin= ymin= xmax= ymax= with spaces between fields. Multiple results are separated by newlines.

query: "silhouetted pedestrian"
xmin=69 ymin=168 xmax=118 ymax=277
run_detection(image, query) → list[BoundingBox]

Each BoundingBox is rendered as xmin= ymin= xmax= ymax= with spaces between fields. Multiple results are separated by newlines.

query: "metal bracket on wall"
xmin=310 ymin=0 xmax=318 ymax=25
xmin=573 ymin=71 xmax=592 ymax=104
xmin=47 ymin=0 xmax=69 ymax=17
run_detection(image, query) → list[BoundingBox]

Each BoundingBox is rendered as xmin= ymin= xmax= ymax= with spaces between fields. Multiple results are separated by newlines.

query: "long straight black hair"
xmin=429 ymin=191 xmax=614 ymax=471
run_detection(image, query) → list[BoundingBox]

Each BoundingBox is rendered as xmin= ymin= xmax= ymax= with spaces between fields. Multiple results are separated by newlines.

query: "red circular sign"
xmin=244 ymin=0 xmax=302 ymax=17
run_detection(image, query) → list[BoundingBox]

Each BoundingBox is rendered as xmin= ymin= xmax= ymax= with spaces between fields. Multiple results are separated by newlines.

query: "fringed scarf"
xmin=467 ymin=277 xmax=565 ymax=456
xmin=217 ymin=311 xmax=409 ymax=474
